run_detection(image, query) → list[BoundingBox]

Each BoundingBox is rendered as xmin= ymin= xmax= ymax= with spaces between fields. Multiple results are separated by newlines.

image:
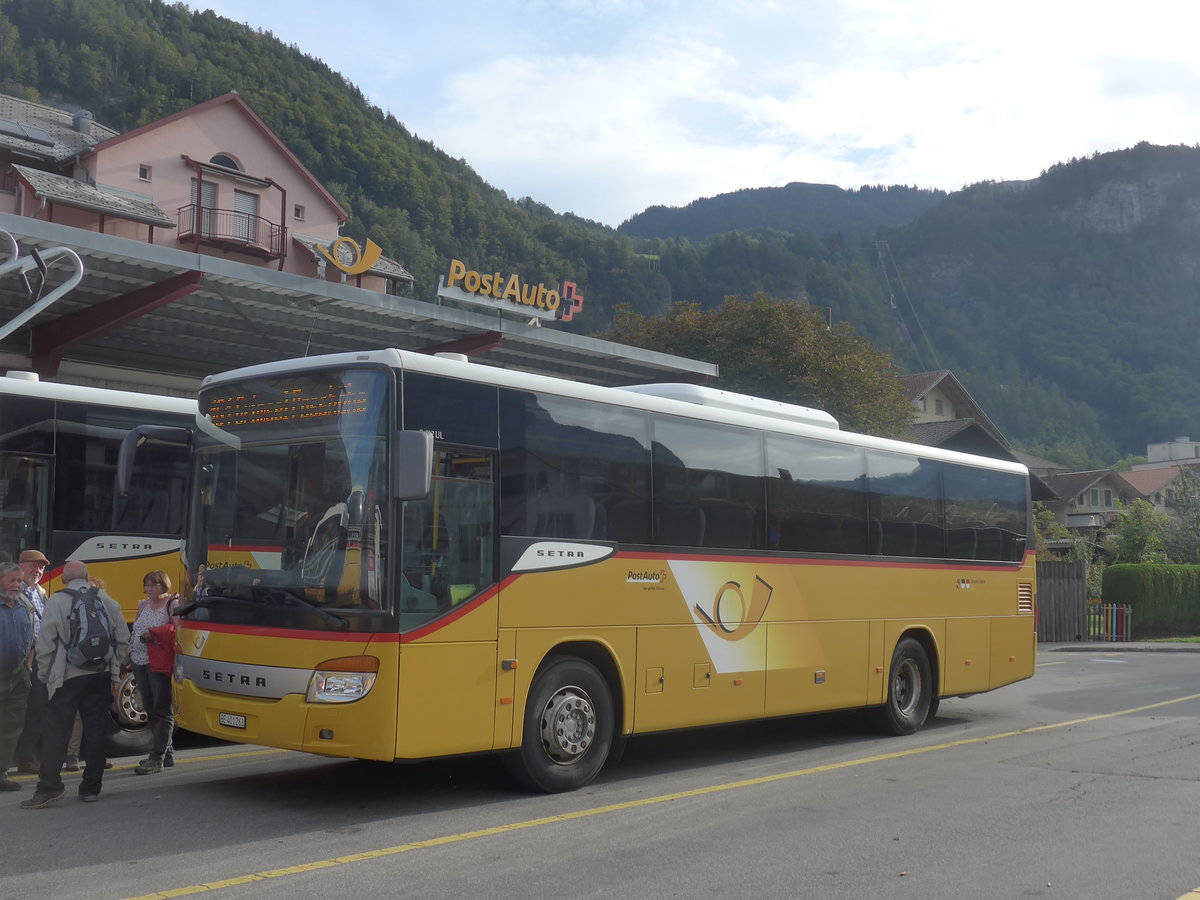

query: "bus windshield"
xmin=187 ymin=368 xmax=392 ymax=631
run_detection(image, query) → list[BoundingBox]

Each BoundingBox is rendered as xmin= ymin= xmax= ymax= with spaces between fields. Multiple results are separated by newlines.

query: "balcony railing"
xmin=177 ymin=204 xmax=285 ymax=259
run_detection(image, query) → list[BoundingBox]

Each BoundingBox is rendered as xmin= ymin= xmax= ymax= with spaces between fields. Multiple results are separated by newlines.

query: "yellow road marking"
xmin=122 ymin=691 xmax=1200 ymax=900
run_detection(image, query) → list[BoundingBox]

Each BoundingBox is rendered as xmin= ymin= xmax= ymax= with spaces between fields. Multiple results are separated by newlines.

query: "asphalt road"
xmin=6 ymin=644 xmax=1200 ymax=900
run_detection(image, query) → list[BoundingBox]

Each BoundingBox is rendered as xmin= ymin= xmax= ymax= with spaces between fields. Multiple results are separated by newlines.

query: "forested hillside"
xmin=3 ymin=0 xmax=1199 ymax=467
xmin=618 ymin=182 xmax=946 ymax=241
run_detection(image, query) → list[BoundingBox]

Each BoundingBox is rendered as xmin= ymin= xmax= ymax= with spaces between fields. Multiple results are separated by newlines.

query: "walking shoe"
xmin=20 ymin=789 xmax=64 ymax=809
xmin=163 ymin=751 xmax=175 ymax=768
xmin=0 ymin=774 xmax=22 ymax=791
xmin=16 ymin=761 xmax=39 ymax=774
xmin=63 ymin=755 xmax=79 ymax=772
xmin=134 ymin=757 xmax=163 ymax=775
xmin=78 ymin=790 xmax=99 ymax=803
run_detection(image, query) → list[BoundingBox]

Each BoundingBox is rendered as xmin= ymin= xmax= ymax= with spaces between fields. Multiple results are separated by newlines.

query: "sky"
xmin=200 ymin=0 xmax=1200 ymax=227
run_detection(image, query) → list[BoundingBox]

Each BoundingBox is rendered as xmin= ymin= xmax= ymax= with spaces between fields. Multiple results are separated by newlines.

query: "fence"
xmin=1087 ymin=603 xmax=1132 ymax=642
xmin=1035 ymin=559 xmax=1088 ymax=642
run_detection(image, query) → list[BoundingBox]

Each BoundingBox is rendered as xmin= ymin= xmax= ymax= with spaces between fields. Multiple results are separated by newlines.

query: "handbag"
xmin=146 ymin=622 xmax=177 ymax=674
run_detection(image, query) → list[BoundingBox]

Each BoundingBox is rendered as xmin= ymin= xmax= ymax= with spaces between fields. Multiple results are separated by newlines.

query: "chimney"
xmin=72 ymin=109 xmax=94 ymax=137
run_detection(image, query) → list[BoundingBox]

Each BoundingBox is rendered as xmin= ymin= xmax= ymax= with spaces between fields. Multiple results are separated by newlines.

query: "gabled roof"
xmin=1014 ymin=451 xmax=1072 ymax=474
xmin=1119 ymin=466 xmax=1182 ymax=497
xmin=900 ymin=369 xmax=1010 ymax=448
xmin=0 ymin=95 xmax=117 ymax=164
xmin=11 ymin=165 xmax=174 ymax=228
xmin=1041 ymin=469 xmax=1143 ymax=502
xmin=89 ymin=92 xmax=349 ymax=223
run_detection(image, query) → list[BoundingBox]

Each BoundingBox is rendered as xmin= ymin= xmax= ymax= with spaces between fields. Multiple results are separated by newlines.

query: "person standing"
xmin=0 ymin=562 xmax=35 ymax=791
xmin=20 ymin=560 xmax=128 ymax=809
xmin=129 ymin=570 xmax=178 ymax=775
xmin=13 ymin=549 xmax=49 ymax=774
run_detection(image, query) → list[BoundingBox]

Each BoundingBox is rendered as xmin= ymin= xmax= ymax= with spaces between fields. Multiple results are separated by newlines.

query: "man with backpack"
xmin=20 ymin=560 xmax=128 ymax=809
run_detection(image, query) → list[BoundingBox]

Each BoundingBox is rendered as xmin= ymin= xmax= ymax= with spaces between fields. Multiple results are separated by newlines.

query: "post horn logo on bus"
xmin=317 ymin=236 xmax=384 ymax=275
xmin=437 ymin=258 xmax=585 ymax=322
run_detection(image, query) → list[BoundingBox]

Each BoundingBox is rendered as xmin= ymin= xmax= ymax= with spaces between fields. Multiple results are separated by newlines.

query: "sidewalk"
xmin=1040 ymin=640 xmax=1200 ymax=653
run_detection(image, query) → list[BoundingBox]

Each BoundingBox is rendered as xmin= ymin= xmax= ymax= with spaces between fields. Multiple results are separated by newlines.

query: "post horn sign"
xmin=317 ymin=236 xmax=383 ymax=275
xmin=437 ymin=258 xmax=585 ymax=322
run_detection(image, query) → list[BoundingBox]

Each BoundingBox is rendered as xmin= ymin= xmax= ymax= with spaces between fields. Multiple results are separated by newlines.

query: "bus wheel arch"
xmin=504 ymin=644 xmax=620 ymax=793
xmin=870 ymin=631 xmax=938 ymax=736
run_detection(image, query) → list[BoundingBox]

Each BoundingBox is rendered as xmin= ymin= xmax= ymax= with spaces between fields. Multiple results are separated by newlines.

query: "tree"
xmin=1164 ymin=468 xmax=1200 ymax=564
xmin=1104 ymin=499 xmax=1171 ymax=564
xmin=596 ymin=293 xmax=915 ymax=438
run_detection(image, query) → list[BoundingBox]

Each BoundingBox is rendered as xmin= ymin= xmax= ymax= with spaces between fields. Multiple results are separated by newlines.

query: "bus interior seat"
xmin=604 ymin=498 xmax=649 ymax=543
xmin=657 ymin=503 xmax=705 ymax=546
xmin=913 ymin=522 xmax=945 ymax=558
xmin=699 ymin=501 xmax=756 ymax=549
xmin=840 ymin=517 xmax=869 ymax=554
xmin=879 ymin=520 xmax=916 ymax=556
xmin=947 ymin=527 xmax=977 ymax=559
xmin=1001 ymin=530 xmax=1026 ymax=561
xmin=527 ymin=495 xmax=596 ymax=539
xmin=975 ymin=527 xmax=1004 ymax=560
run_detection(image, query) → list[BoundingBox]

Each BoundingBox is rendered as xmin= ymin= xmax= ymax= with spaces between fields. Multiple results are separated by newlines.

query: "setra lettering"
xmin=202 ymin=670 xmax=267 ymax=688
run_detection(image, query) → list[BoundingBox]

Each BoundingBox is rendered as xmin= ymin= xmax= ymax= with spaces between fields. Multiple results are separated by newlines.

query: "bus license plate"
xmin=218 ymin=712 xmax=246 ymax=729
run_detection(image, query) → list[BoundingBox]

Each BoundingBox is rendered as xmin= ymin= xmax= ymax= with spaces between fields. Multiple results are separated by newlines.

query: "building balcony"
xmin=177 ymin=204 xmax=285 ymax=259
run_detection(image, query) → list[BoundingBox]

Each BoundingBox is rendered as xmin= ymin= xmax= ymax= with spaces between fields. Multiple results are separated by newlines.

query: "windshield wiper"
xmin=271 ymin=587 xmax=351 ymax=631
xmin=178 ymin=589 xmax=350 ymax=630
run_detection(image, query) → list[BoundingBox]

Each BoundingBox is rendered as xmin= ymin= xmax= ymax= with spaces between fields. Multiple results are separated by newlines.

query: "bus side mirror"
xmin=393 ymin=430 xmax=433 ymax=500
xmin=117 ymin=425 xmax=192 ymax=496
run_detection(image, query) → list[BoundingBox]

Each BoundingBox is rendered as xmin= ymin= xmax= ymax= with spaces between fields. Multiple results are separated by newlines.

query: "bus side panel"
xmin=763 ymin=620 xmax=871 ymax=717
xmin=989 ymin=615 xmax=1037 ymax=688
xmin=48 ymin=534 xmax=186 ymax=623
xmin=633 ymin=624 xmax=765 ymax=732
xmin=395 ymin=641 xmax=498 ymax=758
xmin=944 ymin=617 xmax=992 ymax=695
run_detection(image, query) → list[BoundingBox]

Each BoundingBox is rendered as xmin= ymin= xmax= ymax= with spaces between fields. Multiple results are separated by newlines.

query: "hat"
xmin=19 ymin=550 xmax=49 ymax=565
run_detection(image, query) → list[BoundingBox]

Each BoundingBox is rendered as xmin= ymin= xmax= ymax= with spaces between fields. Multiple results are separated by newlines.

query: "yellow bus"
xmin=0 ymin=370 xmax=195 ymax=730
xmin=174 ymin=348 xmax=1035 ymax=792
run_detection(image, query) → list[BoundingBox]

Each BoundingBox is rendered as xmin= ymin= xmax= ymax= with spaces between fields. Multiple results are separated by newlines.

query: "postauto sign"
xmin=437 ymin=258 xmax=584 ymax=322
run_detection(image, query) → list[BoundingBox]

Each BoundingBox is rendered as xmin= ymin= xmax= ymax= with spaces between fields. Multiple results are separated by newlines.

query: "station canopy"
xmin=0 ymin=214 xmax=717 ymax=391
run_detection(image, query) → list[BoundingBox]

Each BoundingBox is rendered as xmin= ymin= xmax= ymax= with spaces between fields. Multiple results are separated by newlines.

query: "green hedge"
xmin=1102 ymin=564 xmax=1200 ymax=638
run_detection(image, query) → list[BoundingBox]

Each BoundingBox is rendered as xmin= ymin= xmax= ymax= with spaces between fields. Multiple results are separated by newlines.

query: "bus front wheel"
xmin=505 ymin=657 xmax=614 ymax=793
xmin=870 ymin=637 xmax=933 ymax=736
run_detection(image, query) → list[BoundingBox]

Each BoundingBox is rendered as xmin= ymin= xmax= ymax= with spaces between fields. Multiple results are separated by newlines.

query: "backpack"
xmin=65 ymin=586 xmax=115 ymax=670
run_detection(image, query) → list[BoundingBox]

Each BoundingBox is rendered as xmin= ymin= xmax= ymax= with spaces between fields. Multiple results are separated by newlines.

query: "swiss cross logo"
xmin=559 ymin=281 xmax=584 ymax=322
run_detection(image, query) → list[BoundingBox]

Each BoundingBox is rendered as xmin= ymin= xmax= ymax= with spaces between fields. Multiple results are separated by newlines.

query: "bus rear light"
xmin=307 ymin=656 xmax=380 ymax=703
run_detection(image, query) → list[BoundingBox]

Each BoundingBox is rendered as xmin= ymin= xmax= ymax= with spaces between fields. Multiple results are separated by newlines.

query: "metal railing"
xmin=1087 ymin=603 xmax=1132 ymax=642
xmin=177 ymin=204 xmax=285 ymax=256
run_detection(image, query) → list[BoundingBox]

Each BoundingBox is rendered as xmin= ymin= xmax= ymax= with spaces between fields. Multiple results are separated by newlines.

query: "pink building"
xmin=0 ymin=92 xmax=412 ymax=295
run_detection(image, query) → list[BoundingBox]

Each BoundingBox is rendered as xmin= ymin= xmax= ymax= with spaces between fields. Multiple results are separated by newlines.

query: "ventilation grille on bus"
xmin=1018 ymin=582 xmax=1034 ymax=614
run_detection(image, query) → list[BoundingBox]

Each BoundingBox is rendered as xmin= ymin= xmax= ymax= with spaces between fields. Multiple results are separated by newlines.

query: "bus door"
xmin=395 ymin=446 xmax=499 ymax=757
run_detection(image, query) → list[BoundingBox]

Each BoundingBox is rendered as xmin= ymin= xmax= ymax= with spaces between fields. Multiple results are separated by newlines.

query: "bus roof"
xmin=0 ymin=371 xmax=197 ymax=415
xmin=200 ymin=349 xmax=1029 ymax=476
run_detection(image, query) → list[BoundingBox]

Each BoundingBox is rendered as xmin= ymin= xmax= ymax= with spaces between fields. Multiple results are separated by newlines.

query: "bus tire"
xmin=505 ymin=657 xmax=613 ymax=793
xmin=869 ymin=637 xmax=932 ymax=736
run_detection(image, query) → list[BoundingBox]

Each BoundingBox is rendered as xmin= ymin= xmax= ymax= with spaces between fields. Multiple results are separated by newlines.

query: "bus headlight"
xmin=306 ymin=656 xmax=380 ymax=703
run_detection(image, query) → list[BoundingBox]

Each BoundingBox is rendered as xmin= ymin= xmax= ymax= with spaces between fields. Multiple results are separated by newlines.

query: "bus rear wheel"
xmin=870 ymin=637 xmax=933 ymax=736
xmin=505 ymin=657 xmax=613 ymax=793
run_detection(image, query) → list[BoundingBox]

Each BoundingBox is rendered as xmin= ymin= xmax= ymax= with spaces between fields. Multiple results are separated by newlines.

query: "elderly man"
xmin=20 ymin=560 xmax=127 ymax=809
xmin=0 ymin=562 xmax=34 ymax=791
xmin=13 ymin=549 xmax=49 ymax=774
